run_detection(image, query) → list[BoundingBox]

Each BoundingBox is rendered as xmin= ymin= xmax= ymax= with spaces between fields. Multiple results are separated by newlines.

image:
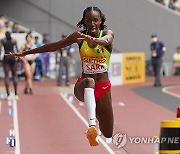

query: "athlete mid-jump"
xmin=6 ymin=6 xmax=114 ymax=146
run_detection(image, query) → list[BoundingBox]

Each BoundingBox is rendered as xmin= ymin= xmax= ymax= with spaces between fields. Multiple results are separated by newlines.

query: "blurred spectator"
xmin=0 ymin=15 xmax=7 ymax=34
xmin=174 ymin=0 xmax=180 ymax=11
xmin=34 ymin=36 xmax=42 ymax=48
xmin=168 ymin=0 xmax=176 ymax=10
xmin=4 ymin=21 xmax=12 ymax=33
xmin=56 ymin=34 xmax=75 ymax=86
xmin=172 ymin=46 xmax=180 ymax=75
xmin=0 ymin=31 xmax=19 ymax=100
xmin=19 ymin=33 xmax=38 ymax=94
xmin=34 ymin=36 xmax=43 ymax=80
xmin=12 ymin=22 xmax=25 ymax=33
xmin=155 ymin=0 xmax=165 ymax=5
xmin=12 ymin=22 xmax=20 ymax=33
xmin=42 ymin=33 xmax=50 ymax=77
xmin=150 ymin=33 xmax=166 ymax=87
xmin=156 ymin=0 xmax=180 ymax=12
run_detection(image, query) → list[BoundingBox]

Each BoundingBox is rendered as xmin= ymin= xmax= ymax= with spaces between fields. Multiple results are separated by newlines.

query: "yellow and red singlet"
xmin=79 ymin=30 xmax=112 ymax=74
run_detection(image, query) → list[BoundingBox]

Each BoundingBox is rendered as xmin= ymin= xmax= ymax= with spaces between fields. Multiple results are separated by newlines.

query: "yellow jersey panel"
xmin=79 ymin=30 xmax=112 ymax=74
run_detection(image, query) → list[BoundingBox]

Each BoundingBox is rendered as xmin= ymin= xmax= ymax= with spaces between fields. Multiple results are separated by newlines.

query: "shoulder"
xmin=32 ymin=44 xmax=37 ymax=49
xmin=1 ymin=38 xmax=6 ymax=43
xmin=12 ymin=39 xmax=17 ymax=44
xmin=102 ymin=30 xmax=114 ymax=37
xmin=160 ymin=41 xmax=165 ymax=45
xmin=157 ymin=41 xmax=164 ymax=47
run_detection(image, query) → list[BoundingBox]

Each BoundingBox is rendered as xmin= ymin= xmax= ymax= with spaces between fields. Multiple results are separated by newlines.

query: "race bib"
xmin=82 ymin=57 xmax=108 ymax=74
xmin=83 ymin=63 xmax=107 ymax=74
xmin=62 ymin=50 xmax=67 ymax=57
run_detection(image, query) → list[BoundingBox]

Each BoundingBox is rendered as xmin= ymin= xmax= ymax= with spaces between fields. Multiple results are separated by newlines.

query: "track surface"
xmin=0 ymin=76 xmax=180 ymax=154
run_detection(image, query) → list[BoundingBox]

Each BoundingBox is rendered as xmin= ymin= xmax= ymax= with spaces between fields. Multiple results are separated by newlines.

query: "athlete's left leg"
xmin=74 ymin=77 xmax=99 ymax=146
xmin=96 ymin=91 xmax=114 ymax=138
xmin=3 ymin=63 xmax=10 ymax=97
xmin=23 ymin=61 xmax=33 ymax=94
xmin=10 ymin=63 xmax=18 ymax=97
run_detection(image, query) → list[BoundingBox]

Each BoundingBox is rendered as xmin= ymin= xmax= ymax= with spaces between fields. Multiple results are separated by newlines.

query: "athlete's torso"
xmin=24 ymin=43 xmax=36 ymax=60
xmin=2 ymin=38 xmax=16 ymax=53
xmin=78 ymin=30 xmax=112 ymax=81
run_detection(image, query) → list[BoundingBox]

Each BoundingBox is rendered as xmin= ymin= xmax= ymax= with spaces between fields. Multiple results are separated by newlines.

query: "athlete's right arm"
xmin=0 ymin=39 xmax=4 ymax=55
xmin=5 ymin=32 xmax=80 ymax=57
xmin=14 ymin=40 xmax=19 ymax=53
xmin=0 ymin=40 xmax=2 ymax=54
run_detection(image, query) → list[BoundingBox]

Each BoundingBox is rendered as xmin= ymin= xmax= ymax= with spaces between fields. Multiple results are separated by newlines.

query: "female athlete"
xmin=6 ymin=6 xmax=114 ymax=146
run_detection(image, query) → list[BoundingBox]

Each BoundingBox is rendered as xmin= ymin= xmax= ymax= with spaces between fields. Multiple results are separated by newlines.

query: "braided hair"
xmin=77 ymin=6 xmax=107 ymax=31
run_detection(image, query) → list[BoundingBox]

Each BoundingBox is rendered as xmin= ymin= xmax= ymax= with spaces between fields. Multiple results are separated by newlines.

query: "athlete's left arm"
xmin=78 ymin=30 xmax=114 ymax=47
xmin=0 ymin=40 xmax=2 ymax=53
xmin=14 ymin=40 xmax=19 ymax=53
xmin=94 ymin=30 xmax=114 ymax=46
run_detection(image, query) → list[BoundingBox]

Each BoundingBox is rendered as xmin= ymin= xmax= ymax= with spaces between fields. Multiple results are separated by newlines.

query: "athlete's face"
xmin=84 ymin=10 xmax=102 ymax=36
xmin=26 ymin=35 xmax=32 ymax=43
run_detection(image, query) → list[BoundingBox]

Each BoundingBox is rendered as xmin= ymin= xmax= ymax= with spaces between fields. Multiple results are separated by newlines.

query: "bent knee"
xmin=83 ymin=77 xmax=95 ymax=88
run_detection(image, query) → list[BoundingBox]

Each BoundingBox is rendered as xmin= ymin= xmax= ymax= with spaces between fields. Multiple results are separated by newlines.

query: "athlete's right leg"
xmin=57 ymin=58 xmax=64 ymax=86
xmin=10 ymin=63 xmax=18 ymax=96
xmin=30 ymin=62 xmax=36 ymax=77
xmin=74 ymin=77 xmax=96 ymax=125
xmin=3 ymin=63 xmax=10 ymax=97
xmin=65 ymin=58 xmax=70 ymax=86
xmin=74 ymin=77 xmax=99 ymax=146
xmin=23 ymin=62 xmax=32 ymax=93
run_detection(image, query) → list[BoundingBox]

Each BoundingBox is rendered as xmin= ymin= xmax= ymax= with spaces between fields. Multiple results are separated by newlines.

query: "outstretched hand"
xmin=77 ymin=32 xmax=95 ymax=44
xmin=4 ymin=52 xmax=25 ymax=57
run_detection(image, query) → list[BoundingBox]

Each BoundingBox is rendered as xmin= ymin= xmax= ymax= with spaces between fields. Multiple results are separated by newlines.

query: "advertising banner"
xmin=122 ymin=52 xmax=145 ymax=84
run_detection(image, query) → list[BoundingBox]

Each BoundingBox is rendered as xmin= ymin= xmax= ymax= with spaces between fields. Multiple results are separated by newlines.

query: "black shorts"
xmin=3 ymin=56 xmax=17 ymax=65
xmin=27 ymin=60 xmax=35 ymax=65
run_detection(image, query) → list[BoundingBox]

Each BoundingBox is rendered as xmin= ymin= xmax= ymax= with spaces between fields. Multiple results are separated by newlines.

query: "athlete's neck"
xmin=86 ymin=30 xmax=100 ymax=38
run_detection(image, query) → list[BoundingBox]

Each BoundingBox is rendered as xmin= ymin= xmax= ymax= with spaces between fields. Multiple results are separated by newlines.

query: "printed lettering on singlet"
xmin=82 ymin=56 xmax=108 ymax=74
